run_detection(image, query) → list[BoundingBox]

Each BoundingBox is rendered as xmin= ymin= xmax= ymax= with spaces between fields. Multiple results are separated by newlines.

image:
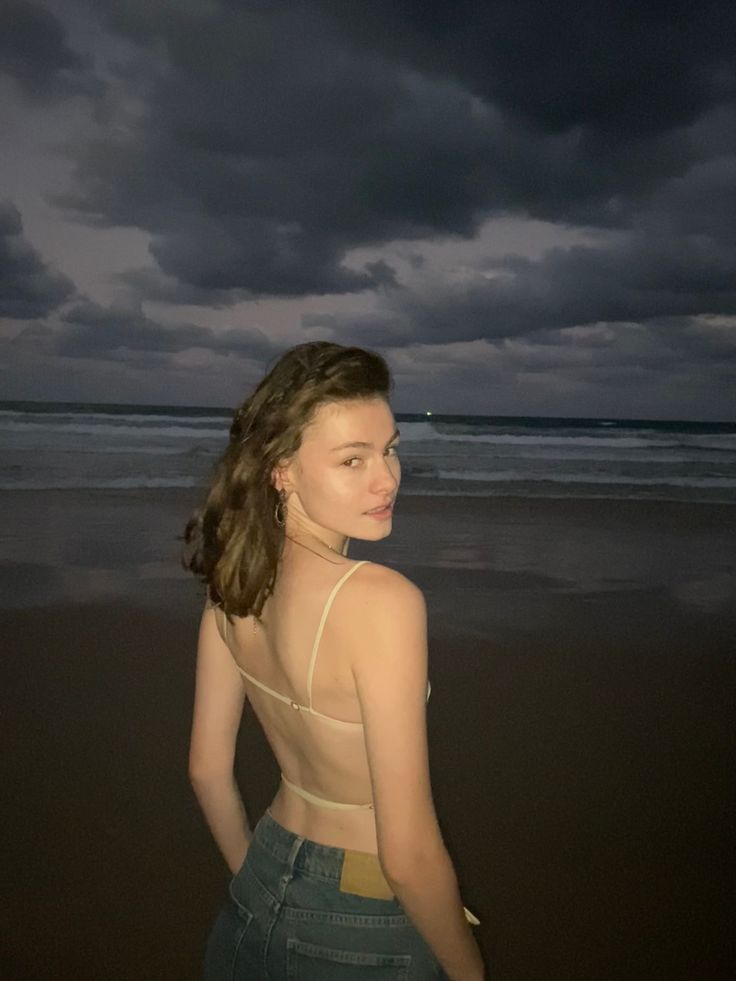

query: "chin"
xmin=349 ymin=520 xmax=392 ymax=543
xmin=366 ymin=521 xmax=393 ymax=542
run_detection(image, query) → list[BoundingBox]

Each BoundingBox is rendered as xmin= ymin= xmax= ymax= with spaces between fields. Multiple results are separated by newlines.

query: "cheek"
xmin=301 ymin=468 xmax=355 ymax=510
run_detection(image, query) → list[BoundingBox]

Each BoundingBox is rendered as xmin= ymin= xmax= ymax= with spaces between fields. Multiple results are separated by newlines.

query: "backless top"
xmin=215 ymin=560 xmax=431 ymax=809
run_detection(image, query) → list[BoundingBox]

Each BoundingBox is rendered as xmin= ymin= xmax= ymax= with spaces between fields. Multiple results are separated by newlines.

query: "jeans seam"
xmin=262 ymin=832 xmax=304 ymax=980
xmin=285 ymin=938 xmax=413 ymax=979
xmin=228 ymin=910 xmax=253 ymax=981
xmin=283 ymin=907 xmax=410 ymax=927
xmin=291 ymin=868 xmax=343 ymax=886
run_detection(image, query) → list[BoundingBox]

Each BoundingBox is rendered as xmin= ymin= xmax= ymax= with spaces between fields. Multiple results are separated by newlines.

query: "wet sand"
xmin=1 ymin=492 xmax=735 ymax=980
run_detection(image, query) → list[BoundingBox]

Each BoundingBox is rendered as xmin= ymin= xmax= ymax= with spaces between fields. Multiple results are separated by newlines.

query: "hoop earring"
xmin=274 ymin=490 xmax=287 ymax=527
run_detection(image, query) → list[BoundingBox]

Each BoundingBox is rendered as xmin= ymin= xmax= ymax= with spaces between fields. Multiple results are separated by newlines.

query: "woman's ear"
xmin=271 ymin=463 xmax=293 ymax=494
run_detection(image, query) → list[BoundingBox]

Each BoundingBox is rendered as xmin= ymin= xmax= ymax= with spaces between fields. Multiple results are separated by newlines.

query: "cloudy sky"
xmin=1 ymin=0 xmax=735 ymax=418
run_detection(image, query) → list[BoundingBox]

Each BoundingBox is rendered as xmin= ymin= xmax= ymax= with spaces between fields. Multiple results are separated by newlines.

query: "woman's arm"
xmin=345 ymin=567 xmax=486 ymax=981
xmin=189 ymin=601 xmax=252 ymax=874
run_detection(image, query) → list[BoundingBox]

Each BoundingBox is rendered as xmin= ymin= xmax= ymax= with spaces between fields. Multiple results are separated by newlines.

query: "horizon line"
xmin=1 ymin=398 xmax=734 ymax=428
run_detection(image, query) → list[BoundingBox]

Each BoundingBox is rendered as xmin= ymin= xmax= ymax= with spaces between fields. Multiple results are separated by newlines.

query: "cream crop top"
xmin=216 ymin=560 xmax=431 ymax=810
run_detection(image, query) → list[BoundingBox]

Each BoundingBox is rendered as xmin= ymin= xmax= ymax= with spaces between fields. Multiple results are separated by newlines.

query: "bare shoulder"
xmin=343 ymin=561 xmax=426 ymax=618
xmin=338 ymin=561 xmax=428 ymax=682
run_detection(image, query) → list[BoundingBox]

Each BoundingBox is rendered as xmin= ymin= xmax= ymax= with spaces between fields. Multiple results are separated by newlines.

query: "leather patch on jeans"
xmin=339 ymin=849 xmax=395 ymax=900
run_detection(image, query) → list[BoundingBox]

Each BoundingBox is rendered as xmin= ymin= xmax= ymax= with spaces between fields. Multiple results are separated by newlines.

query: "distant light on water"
xmin=426 ymin=410 xmax=433 ymax=416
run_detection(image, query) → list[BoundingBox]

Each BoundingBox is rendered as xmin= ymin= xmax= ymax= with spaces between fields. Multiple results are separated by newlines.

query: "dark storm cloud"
xmin=314 ymin=0 xmax=736 ymax=135
xmin=0 ymin=1 xmax=99 ymax=101
xmin=49 ymin=0 xmax=735 ymax=315
xmin=56 ymin=299 xmax=277 ymax=361
xmin=119 ymin=259 xmax=397 ymax=307
xmin=503 ymin=317 xmax=736 ymax=379
xmin=0 ymin=201 xmax=74 ymax=318
xmin=88 ymin=2 xmax=577 ymax=299
xmin=56 ymin=2 xmax=445 ymax=298
xmin=116 ymin=267 xmax=249 ymax=308
xmin=309 ymin=229 xmax=736 ymax=349
xmin=0 ymin=0 xmax=713 ymax=408
xmin=306 ymin=114 xmax=736 ymax=352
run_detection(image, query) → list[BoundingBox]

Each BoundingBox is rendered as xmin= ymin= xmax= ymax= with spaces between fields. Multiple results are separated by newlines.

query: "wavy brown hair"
xmin=181 ymin=342 xmax=392 ymax=618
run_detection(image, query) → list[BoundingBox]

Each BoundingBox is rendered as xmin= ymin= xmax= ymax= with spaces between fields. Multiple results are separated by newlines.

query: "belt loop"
xmin=280 ymin=833 xmax=304 ymax=890
xmin=261 ymin=832 xmax=306 ymax=981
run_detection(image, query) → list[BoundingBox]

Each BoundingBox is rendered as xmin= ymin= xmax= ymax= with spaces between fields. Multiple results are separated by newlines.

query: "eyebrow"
xmin=330 ymin=428 xmax=400 ymax=452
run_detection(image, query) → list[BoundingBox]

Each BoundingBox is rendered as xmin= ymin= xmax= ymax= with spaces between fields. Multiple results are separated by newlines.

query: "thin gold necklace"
xmin=286 ymin=530 xmax=347 ymax=559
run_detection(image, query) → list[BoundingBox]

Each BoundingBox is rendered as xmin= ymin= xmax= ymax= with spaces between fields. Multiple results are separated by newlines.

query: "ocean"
xmin=1 ymin=401 xmax=735 ymax=504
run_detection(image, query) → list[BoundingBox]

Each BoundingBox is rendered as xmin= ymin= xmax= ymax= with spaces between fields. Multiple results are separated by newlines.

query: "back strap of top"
xmin=307 ymin=561 xmax=368 ymax=710
xmin=215 ymin=561 xmax=369 ymax=709
xmin=280 ymin=772 xmax=374 ymax=810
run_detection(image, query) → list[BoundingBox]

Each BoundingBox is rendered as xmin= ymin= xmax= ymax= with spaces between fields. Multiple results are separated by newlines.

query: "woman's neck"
xmin=285 ymin=522 xmax=348 ymax=558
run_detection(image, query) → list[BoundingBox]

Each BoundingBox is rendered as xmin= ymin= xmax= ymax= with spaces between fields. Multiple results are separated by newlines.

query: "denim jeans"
xmin=204 ymin=809 xmax=447 ymax=980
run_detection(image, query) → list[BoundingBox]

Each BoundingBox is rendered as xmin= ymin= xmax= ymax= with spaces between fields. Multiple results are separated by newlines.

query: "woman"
xmin=183 ymin=342 xmax=485 ymax=980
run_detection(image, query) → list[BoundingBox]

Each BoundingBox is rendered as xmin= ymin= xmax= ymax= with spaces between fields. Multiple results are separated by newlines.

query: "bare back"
xmin=215 ymin=545 xmax=381 ymax=853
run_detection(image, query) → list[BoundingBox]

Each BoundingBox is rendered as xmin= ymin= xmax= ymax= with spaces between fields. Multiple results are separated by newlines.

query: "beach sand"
xmin=1 ymin=492 xmax=734 ymax=980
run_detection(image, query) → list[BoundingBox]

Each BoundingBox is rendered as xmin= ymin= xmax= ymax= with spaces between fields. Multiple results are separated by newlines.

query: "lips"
xmin=366 ymin=501 xmax=394 ymax=514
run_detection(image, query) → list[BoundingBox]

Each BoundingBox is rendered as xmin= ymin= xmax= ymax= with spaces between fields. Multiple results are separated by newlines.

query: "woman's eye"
xmin=342 ymin=446 xmax=399 ymax=467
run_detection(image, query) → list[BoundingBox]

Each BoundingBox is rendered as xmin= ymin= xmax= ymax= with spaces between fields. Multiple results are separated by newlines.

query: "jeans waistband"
xmin=254 ymin=809 xmax=479 ymax=924
xmin=254 ymin=809 xmax=367 ymax=883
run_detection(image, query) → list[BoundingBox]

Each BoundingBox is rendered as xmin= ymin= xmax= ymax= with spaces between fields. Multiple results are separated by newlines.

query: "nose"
xmin=371 ymin=454 xmax=399 ymax=494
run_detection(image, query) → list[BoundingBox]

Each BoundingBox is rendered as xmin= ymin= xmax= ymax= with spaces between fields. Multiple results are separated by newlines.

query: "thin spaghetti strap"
xmin=306 ymin=561 xmax=368 ymax=710
xmin=213 ymin=604 xmax=228 ymax=646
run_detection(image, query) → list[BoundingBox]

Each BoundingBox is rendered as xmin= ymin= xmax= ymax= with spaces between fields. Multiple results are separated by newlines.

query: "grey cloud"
xmin=302 ymin=205 xmax=736 ymax=370
xmin=530 ymin=318 xmax=736 ymax=373
xmin=59 ymin=301 xmax=213 ymax=357
xmin=54 ymin=0 xmax=734 ymax=306
xmin=353 ymin=230 xmax=736 ymax=347
xmin=312 ymin=146 xmax=736 ymax=350
xmin=6 ymin=321 xmax=56 ymax=354
xmin=147 ymin=216 xmax=388 ymax=298
xmin=0 ymin=1 xmax=100 ymax=101
xmin=49 ymin=0 xmax=732 ymax=324
xmin=647 ymin=317 xmax=736 ymax=365
xmin=0 ymin=201 xmax=74 ymax=318
xmin=83 ymin=2 xmax=533 ymax=279
xmin=12 ymin=0 xmax=734 ymax=419
xmin=117 ymin=268 xmax=250 ymax=308
xmin=302 ymin=311 xmax=412 ymax=347
xmin=56 ymin=299 xmax=278 ymax=362
xmin=642 ymin=153 xmax=736 ymax=242
xmin=315 ymin=0 xmax=735 ymax=136
xmin=387 ymin=324 xmax=735 ymax=419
